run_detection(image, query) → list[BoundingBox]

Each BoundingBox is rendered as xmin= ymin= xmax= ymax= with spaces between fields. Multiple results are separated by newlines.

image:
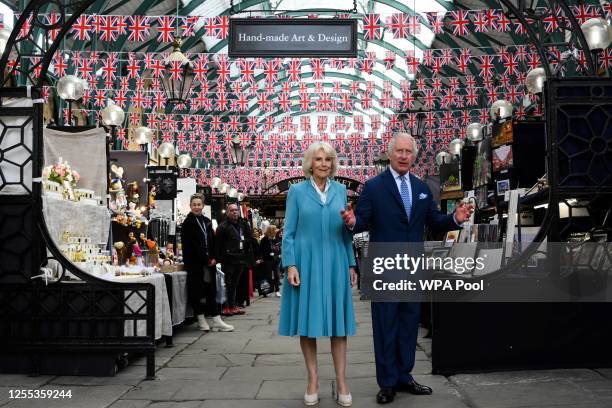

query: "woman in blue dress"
xmin=278 ymin=141 xmax=357 ymax=406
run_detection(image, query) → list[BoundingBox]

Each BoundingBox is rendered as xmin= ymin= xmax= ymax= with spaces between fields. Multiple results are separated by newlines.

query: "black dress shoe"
xmin=395 ymin=380 xmax=433 ymax=395
xmin=376 ymin=387 xmax=396 ymax=404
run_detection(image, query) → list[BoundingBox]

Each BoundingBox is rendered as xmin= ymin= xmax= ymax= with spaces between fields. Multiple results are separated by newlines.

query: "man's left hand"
xmin=454 ymin=202 xmax=475 ymax=223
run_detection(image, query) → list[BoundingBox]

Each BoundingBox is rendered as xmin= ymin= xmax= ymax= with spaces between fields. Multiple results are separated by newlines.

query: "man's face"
xmin=190 ymin=198 xmax=204 ymax=216
xmin=227 ymin=204 xmax=239 ymax=222
xmin=389 ymin=137 xmax=417 ymax=175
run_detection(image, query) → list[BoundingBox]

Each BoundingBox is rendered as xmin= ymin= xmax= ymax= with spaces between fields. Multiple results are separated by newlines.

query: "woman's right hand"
xmin=287 ymin=266 xmax=300 ymax=287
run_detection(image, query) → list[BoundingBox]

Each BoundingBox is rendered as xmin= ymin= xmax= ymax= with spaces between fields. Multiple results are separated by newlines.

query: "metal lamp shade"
xmin=101 ymin=101 xmax=125 ymax=127
xmin=490 ymin=99 xmax=513 ymax=120
xmin=230 ymin=139 xmax=252 ymax=166
xmin=375 ymin=154 xmax=389 ymax=173
xmin=161 ymin=38 xmax=195 ymax=106
xmin=580 ymin=18 xmax=612 ymax=51
xmin=448 ymin=138 xmax=464 ymax=156
xmin=413 ymin=110 xmax=427 ymax=138
xmin=466 ymin=123 xmax=483 ymax=142
xmin=228 ymin=188 xmax=238 ymax=198
xmin=210 ymin=177 xmax=222 ymax=189
xmin=133 ymin=126 xmax=153 ymax=145
xmin=525 ymin=67 xmax=547 ymax=94
xmin=57 ymin=75 xmax=86 ymax=101
xmin=219 ymin=183 xmax=230 ymax=194
xmin=176 ymin=154 xmax=192 ymax=168
xmin=158 ymin=142 xmax=175 ymax=159
xmin=435 ymin=151 xmax=452 ymax=166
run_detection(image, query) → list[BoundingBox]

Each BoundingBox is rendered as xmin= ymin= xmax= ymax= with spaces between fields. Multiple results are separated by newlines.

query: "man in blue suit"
xmin=342 ymin=133 xmax=473 ymax=404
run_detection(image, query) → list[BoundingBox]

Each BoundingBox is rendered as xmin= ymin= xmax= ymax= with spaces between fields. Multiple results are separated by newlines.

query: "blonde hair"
xmin=302 ymin=141 xmax=338 ymax=178
xmin=388 ymin=132 xmax=419 ymax=155
xmin=265 ymin=225 xmax=278 ymax=239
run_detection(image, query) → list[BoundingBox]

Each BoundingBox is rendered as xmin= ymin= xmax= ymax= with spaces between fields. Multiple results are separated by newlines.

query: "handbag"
xmin=216 ymin=265 xmax=227 ymax=305
xmin=258 ymin=278 xmax=273 ymax=296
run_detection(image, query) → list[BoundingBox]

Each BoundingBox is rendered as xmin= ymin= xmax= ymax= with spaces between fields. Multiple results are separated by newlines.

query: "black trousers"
xmin=222 ymin=263 xmax=244 ymax=308
xmin=187 ymin=266 xmax=220 ymax=317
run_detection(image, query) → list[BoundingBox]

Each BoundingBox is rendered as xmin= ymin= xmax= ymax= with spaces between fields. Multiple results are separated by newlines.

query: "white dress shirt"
xmin=310 ymin=177 xmax=331 ymax=204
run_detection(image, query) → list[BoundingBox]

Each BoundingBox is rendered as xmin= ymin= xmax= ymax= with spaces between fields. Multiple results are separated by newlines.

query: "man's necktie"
xmin=400 ymin=176 xmax=412 ymax=221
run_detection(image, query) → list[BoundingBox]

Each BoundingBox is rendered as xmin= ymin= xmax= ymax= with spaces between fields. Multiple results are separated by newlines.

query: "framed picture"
xmin=491 ymin=120 xmax=513 ymax=147
xmin=444 ymin=230 xmax=461 ymax=247
xmin=492 ymin=145 xmax=514 ymax=173
xmin=497 ymin=179 xmax=510 ymax=196
xmin=440 ymin=163 xmax=461 ymax=192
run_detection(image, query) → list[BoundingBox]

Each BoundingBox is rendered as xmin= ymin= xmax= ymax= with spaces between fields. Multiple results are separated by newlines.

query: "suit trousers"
xmin=371 ymin=301 xmax=421 ymax=388
xmin=222 ymin=263 xmax=244 ymax=308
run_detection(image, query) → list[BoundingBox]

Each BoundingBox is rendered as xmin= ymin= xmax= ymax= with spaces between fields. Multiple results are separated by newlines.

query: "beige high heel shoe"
xmin=333 ymin=384 xmax=352 ymax=406
xmin=304 ymin=383 xmax=319 ymax=406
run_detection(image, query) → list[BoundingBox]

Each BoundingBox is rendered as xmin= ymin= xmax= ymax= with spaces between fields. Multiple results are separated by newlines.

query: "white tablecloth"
xmin=166 ymin=271 xmax=190 ymax=326
xmin=108 ymin=273 xmax=173 ymax=340
xmin=42 ymin=194 xmax=111 ymax=246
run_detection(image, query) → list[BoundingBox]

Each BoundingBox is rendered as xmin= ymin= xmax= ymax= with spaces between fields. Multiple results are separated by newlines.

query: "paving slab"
xmin=107 ymin=401 xmax=151 ymax=408
xmin=176 ymin=379 xmax=262 ymax=400
xmin=2 ymin=385 xmax=130 ymax=408
xmin=146 ymin=402 xmax=204 ymax=408
xmin=155 ymin=367 xmax=227 ymax=381
xmin=256 ymin=379 xmax=334 ymax=400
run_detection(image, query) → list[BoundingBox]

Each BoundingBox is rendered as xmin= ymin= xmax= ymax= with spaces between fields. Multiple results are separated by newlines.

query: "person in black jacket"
xmin=260 ymin=225 xmax=281 ymax=297
xmin=181 ymin=193 xmax=233 ymax=332
xmin=216 ymin=202 xmax=253 ymax=316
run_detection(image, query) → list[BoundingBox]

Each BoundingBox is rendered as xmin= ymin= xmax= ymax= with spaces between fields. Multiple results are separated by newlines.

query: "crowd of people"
xmin=181 ymin=197 xmax=284 ymax=332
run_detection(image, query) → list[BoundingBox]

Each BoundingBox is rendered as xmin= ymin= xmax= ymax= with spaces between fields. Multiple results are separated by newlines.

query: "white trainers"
xmin=275 ymin=291 xmax=281 ymax=297
xmin=208 ymin=315 xmax=234 ymax=332
xmin=336 ymin=393 xmax=352 ymax=406
xmin=196 ymin=315 xmax=210 ymax=332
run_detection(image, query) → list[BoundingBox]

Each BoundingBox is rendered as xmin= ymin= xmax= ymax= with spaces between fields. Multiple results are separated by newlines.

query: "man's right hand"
xmin=287 ymin=266 xmax=300 ymax=287
xmin=341 ymin=202 xmax=356 ymax=229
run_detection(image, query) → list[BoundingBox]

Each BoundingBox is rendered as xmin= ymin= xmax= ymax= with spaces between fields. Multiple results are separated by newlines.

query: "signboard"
xmin=229 ymin=18 xmax=358 ymax=57
xmin=148 ymin=166 xmax=178 ymax=200
xmin=274 ymin=176 xmax=362 ymax=193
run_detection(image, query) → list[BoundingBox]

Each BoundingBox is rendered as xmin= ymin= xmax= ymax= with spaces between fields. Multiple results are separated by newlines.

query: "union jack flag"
xmin=157 ymin=16 xmax=175 ymax=43
xmin=449 ymin=10 xmax=470 ymax=36
xmin=387 ymin=13 xmax=410 ymax=38
xmin=363 ymin=14 xmax=382 ymax=40
xmin=425 ymin=12 xmax=444 ymax=35
xmin=128 ymin=16 xmax=150 ymax=42
xmin=287 ymin=60 xmax=302 ymax=81
xmin=71 ymin=15 xmax=91 ymax=41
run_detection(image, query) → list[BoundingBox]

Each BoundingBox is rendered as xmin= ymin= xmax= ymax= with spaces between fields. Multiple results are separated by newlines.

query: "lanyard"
xmin=195 ymin=216 xmax=208 ymax=247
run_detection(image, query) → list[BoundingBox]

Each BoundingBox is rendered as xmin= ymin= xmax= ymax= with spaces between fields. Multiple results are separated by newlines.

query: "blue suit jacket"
xmin=353 ymin=168 xmax=457 ymax=242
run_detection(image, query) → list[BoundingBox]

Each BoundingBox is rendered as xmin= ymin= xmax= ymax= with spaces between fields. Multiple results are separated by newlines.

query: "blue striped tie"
xmin=400 ymin=175 xmax=412 ymax=220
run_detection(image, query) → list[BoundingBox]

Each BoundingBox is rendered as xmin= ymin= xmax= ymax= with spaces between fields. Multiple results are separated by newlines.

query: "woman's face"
xmin=311 ymin=149 xmax=333 ymax=179
xmin=190 ymin=198 xmax=203 ymax=216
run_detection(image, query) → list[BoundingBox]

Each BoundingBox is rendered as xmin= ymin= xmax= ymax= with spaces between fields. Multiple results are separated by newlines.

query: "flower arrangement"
xmin=42 ymin=157 xmax=81 ymax=187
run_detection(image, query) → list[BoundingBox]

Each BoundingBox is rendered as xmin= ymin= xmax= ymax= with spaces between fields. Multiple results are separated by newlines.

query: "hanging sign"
xmin=228 ymin=18 xmax=358 ymax=57
xmin=274 ymin=176 xmax=362 ymax=193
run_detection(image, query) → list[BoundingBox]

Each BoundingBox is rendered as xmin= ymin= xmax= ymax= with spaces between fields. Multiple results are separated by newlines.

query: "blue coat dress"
xmin=278 ymin=179 xmax=357 ymax=338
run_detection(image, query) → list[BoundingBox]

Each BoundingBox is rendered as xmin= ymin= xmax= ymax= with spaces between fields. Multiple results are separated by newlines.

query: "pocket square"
xmin=419 ymin=193 xmax=428 ymax=200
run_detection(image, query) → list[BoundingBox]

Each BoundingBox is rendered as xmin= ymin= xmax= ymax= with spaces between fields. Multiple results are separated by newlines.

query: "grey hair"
xmin=388 ymin=132 xmax=419 ymax=155
xmin=226 ymin=202 xmax=239 ymax=210
xmin=302 ymin=141 xmax=338 ymax=178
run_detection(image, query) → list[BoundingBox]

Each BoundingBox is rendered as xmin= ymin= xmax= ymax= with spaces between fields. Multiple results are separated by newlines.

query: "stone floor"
xmin=1 ymin=293 xmax=612 ymax=408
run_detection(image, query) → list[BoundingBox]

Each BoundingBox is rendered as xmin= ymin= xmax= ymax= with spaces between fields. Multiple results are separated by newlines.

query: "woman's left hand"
xmin=349 ymin=267 xmax=357 ymax=288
